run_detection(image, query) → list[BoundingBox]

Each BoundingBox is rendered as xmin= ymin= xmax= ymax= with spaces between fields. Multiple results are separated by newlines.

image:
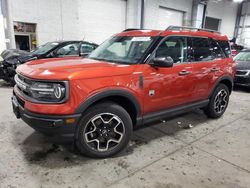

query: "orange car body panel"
xmin=15 ymin=29 xmax=235 ymax=117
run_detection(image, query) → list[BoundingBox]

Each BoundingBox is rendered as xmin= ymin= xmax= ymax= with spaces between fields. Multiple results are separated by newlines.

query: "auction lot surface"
xmin=0 ymin=81 xmax=250 ymax=188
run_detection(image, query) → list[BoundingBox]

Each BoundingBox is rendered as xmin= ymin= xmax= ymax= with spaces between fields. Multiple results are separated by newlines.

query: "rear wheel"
xmin=75 ymin=102 xmax=133 ymax=158
xmin=204 ymin=84 xmax=230 ymax=118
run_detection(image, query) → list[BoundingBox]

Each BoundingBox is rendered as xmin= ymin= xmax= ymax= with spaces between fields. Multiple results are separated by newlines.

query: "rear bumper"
xmin=234 ymin=76 xmax=250 ymax=87
xmin=11 ymin=94 xmax=81 ymax=141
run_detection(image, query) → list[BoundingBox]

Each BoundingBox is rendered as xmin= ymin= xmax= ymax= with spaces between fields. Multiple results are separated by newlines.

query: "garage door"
xmin=157 ymin=7 xmax=184 ymax=30
xmin=79 ymin=0 xmax=126 ymax=44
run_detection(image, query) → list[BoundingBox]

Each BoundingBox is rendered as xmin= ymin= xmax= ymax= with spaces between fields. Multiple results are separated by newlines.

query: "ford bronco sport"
xmin=12 ymin=26 xmax=235 ymax=158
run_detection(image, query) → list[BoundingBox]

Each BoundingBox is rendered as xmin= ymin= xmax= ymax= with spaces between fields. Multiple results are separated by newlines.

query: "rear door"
xmin=190 ymin=37 xmax=225 ymax=100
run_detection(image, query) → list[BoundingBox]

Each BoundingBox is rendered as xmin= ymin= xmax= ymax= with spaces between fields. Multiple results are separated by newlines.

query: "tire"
xmin=204 ymin=84 xmax=230 ymax=118
xmin=75 ymin=102 xmax=133 ymax=158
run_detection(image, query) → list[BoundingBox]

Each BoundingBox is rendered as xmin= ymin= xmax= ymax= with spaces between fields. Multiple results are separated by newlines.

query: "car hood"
xmin=16 ymin=58 xmax=136 ymax=80
xmin=236 ymin=60 xmax=250 ymax=70
xmin=1 ymin=49 xmax=36 ymax=64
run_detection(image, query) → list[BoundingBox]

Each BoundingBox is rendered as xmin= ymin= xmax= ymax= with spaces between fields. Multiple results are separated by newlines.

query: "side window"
xmin=209 ymin=39 xmax=225 ymax=59
xmin=55 ymin=42 xmax=80 ymax=57
xmin=217 ymin=40 xmax=231 ymax=58
xmin=155 ymin=36 xmax=188 ymax=64
xmin=80 ymin=43 xmax=97 ymax=54
xmin=192 ymin=37 xmax=212 ymax=62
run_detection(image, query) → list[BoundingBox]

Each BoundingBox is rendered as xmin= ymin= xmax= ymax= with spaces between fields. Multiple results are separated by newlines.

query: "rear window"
xmin=217 ymin=40 xmax=231 ymax=57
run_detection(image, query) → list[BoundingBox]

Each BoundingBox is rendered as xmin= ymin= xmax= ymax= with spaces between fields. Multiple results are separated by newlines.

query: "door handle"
xmin=210 ymin=67 xmax=219 ymax=72
xmin=179 ymin=70 xmax=191 ymax=76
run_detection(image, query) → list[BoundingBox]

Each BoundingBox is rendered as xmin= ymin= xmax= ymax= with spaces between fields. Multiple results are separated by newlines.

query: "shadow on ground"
xmin=12 ymin=109 xmax=210 ymax=169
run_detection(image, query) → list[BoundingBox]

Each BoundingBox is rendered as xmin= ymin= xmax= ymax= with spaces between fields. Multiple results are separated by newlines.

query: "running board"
xmin=141 ymin=99 xmax=209 ymax=126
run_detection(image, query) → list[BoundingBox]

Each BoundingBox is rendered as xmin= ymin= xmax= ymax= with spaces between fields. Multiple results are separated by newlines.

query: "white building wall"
xmin=206 ymin=0 xmax=238 ymax=39
xmin=11 ymin=0 xmax=80 ymax=46
xmin=144 ymin=0 xmax=193 ymax=29
xmin=7 ymin=0 xmax=239 ymax=48
xmin=0 ymin=0 xmax=6 ymax=53
xmin=77 ymin=0 xmax=127 ymax=44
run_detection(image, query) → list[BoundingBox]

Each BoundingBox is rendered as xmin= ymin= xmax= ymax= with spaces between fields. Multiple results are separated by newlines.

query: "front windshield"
xmin=89 ymin=36 xmax=154 ymax=64
xmin=31 ymin=42 xmax=59 ymax=55
xmin=234 ymin=52 xmax=250 ymax=61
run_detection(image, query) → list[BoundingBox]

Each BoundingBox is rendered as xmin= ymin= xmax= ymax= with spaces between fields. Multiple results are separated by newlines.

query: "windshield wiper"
xmin=90 ymin=57 xmax=132 ymax=64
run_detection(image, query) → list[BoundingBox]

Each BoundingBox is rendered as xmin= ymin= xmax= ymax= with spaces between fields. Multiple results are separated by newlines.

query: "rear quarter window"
xmin=217 ymin=40 xmax=231 ymax=58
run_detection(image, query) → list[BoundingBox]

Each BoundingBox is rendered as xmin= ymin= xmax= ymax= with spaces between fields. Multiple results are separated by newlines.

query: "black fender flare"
xmin=209 ymin=75 xmax=234 ymax=97
xmin=74 ymin=89 xmax=141 ymax=116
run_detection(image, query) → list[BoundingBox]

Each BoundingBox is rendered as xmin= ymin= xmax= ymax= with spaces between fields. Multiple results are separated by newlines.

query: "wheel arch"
xmin=210 ymin=76 xmax=234 ymax=97
xmin=75 ymin=89 xmax=141 ymax=126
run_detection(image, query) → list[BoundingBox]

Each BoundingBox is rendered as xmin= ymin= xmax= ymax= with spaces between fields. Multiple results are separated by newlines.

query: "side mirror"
xmin=150 ymin=56 xmax=174 ymax=68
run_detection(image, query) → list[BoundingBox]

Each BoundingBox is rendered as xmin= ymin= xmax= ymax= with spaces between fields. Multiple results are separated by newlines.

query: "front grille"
xmin=236 ymin=70 xmax=248 ymax=76
xmin=235 ymin=76 xmax=250 ymax=85
xmin=15 ymin=73 xmax=33 ymax=97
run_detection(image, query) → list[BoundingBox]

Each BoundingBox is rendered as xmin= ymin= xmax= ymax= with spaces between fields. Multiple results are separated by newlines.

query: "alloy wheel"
xmin=84 ymin=113 xmax=125 ymax=152
xmin=214 ymin=89 xmax=228 ymax=114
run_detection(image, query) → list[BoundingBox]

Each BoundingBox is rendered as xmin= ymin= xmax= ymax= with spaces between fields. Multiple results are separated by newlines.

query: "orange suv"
xmin=12 ymin=26 xmax=235 ymax=158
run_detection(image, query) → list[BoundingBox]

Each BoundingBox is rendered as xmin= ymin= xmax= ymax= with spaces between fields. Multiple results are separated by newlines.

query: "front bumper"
xmin=234 ymin=76 xmax=250 ymax=87
xmin=11 ymin=94 xmax=81 ymax=140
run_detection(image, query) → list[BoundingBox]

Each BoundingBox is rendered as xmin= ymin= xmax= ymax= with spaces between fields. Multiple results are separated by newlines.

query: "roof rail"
xmin=166 ymin=26 xmax=221 ymax=34
xmin=123 ymin=28 xmax=140 ymax=32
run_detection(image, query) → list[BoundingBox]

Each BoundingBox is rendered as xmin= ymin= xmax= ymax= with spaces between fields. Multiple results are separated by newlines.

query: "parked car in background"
xmin=231 ymin=44 xmax=244 ymax=57
xmin=234 ymin=49 xmax=250 ymax=88
xmin=12 ymin=26 xmax=235 ymax=158
xmin=0 ymin=41 xmax=98 ymax=85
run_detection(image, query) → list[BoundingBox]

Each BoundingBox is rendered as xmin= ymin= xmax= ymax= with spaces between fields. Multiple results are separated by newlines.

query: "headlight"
xmin=30 ymin=82 xmax=67 ymax=102
xmin=15 ymin=74 xmax=69 ymax=103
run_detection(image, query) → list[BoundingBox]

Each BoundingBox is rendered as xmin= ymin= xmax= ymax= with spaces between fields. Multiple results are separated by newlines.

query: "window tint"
xmin=155 ymin=36 xmax=188 ymax=64
xmin=55 ymin=42 xmax=80 ymax=57
xmin=192 ymin=37 xmax=212 ymax=62
xmin=209 ymin=39 xmax=224 ymax=59
xmin=217 ymin=40 xmax=231 ymax=57
xmin=81 ymin=43 xmax=96 ymax=54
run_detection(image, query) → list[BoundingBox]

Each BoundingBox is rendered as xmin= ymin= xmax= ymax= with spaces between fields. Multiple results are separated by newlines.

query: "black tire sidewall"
xmin=75 ymin=102 xmax=133 ymax=158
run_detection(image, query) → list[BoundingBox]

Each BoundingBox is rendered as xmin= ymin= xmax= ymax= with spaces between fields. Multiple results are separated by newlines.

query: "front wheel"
xmin=204 ymin=84 xmax=230 ymax=118
xmin=75 ymin=102 xmax=133 ymax=158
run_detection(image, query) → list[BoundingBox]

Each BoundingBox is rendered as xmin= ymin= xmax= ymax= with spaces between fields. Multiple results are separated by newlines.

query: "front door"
xmin=142 ymin=36 xmax=196 ymax=114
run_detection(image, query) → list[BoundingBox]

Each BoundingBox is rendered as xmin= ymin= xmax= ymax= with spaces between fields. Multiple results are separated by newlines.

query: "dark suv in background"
xmin=0 ymin=41 xmax=98 ymax=85
xmin=234 ymin=49 xmax=250 ymax=88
